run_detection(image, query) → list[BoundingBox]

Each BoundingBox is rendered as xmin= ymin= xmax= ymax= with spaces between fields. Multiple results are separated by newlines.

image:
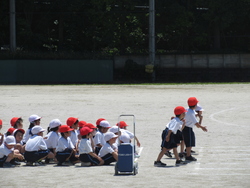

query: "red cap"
xmin=174 ymin=106 xmax=187 ymax=115
xmin=84 ymin=123 xmax=97 ymax=129
xmin=66 ymin=117 xmax=78 ymax=127
xmin=80 ymin=127 xmax=93 ymax=136
xmin=10 ymin=117 xmax=20 ymax=127
xmin=14 ymin=128 xmax=25 ymax=134
xmin=188 ymin=97 xmax=199 ymax=106
xmin=0 ymin=119 xmax=2 ymax=125
xmin=59 ymin=125 xmax=74 ymax=133
xmin=78 ymin=121 xmax=87 ymax=128
xmin=7 ymin=127 xmax=16 ymax=134
xmin=116 ymin=121 xmax=128 ymax=128
xmin=96 ymin=118 xmax=106 ymax=126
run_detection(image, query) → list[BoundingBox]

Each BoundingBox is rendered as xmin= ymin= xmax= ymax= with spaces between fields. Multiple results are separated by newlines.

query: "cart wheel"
xmin=115 ymin=163 xmax=119 ymax=175
xmin=133 ymin=162 xmax=138 ymax=175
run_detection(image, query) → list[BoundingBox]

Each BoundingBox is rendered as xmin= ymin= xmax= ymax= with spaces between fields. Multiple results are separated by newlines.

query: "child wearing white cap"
xmin=0 ymin=119 xmax=3 ymax=146
xmin=55 ymin=125 xmax=80 ymax=166
xmin=93 ymin=120 xmax=111 ymax=154
xmin=98 ymin=132 xmax=118 ymax=165
xmin=44 ymin=119 xmax=62 ymax=163
xmin=22 ymin=114 xmax=41 ymax=144
xmin=0 ymin=135 xmax=24 ymax=167
xmin=24 ymin=125 xmax=53 ymax=166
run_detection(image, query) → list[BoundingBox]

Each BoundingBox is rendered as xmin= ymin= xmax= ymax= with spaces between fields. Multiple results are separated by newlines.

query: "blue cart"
xmin=115 ymin=114 xmax=138 ymax=175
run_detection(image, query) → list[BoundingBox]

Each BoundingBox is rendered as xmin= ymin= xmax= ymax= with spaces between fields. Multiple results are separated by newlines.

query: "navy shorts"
xmin=182 ymin=126 xmax=195 ymax=147
xmin=101 ymin=153 xmax=116 ymax=165
xmin=56 ymin=149 xmax=79 ymax=163
xmin=24 ymin=149 xmax=49 ymax=162
xmin=161 ymin=128 xmax=177 ymax=149
xmin=79 ymin=153 xmax=100 ymax=165
xmin=174 ymin=130 xmax=183 ymax=144
xmin=0 ymin=156 xmax=7 ymax=167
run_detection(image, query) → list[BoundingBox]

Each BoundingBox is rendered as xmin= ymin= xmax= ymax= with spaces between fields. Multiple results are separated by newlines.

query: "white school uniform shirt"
xmin=0 ymin=144 xmax=14 ymax=158
xmin=122 ymin=129 xmax=134 ymax=139
xmin=56 ymin=137 xmax=74 ymax=152
xmin=25 ymin=135 xmax=48 ymax=152
xmin=78 ymin=138 xmax=93 ymax=154
xmin=185 ymin=108 xmax=199 ymax=128
xmin=93 ymin=131 xmax=106 ymax=147
xmin=22 ymin=128 xmax=31 ymax=143
xmin=45 ymin=131 xmax=60 ymax=149
xmin=69 ymin=130 xmax=78 ymax=147
xmin=98 ymin=142 xmax=115 ymax=158
xmin=166 ymin=117 xmax=183 ymax=134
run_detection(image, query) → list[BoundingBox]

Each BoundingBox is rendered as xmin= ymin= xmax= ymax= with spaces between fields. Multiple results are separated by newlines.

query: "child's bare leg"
xmin=156 ymin=147 xmax=168 ymax=161
xmin=180 ymin=140 xmax=185 ymax=153
xmin=173 ymin=148 xmax=180 ymax=161
xmin=186 ymin=147 xmax=192 ymax=157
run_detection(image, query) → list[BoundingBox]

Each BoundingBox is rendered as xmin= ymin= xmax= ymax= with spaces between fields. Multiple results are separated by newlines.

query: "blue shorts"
xmin=24 ymin=149 xmax=49 ymax=162
xmin=0 ymin=156 xmax=7 ymax=167
xmin=182 ymin=126 xmax=195 ymax=147
xmin=79 ymin=153 xmax=100 ymax=165
xmin=101 ymin=153 xmax=116 ymax=165
xmin=56 ymin=148 xmax=79 ymax=163
xmin=161 ymin=128 xmax=177 ymax=149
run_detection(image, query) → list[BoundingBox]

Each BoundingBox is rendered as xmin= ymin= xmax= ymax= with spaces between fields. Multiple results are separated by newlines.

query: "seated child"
xmin=0 ymin=135 xmax=24 ymax=167
xmin=55 ymin=125 xmax=79 ymax=166
xmin=79 ymin=127 xmax=104 ymax=166
xmin=24 ymin=125 xmax=53 ymax=166
xmin=98 ymin=132 xmax=118 ymax=165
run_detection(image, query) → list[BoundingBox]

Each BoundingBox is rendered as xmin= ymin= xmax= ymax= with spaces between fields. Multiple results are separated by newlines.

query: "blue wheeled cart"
xmin=115 ymin=114 xmax=138 ymax=175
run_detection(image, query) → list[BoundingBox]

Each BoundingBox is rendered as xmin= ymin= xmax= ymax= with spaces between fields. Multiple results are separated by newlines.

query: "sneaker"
xmin=176 ymin=160 xmax=187 ymax=166
xmin=45 ymin=158 xmax=50 ymax=164
xmin=164 ymin=151 xmax=172 ymax=158
xmin=185 ymin=149 xmax=196 ymax=153
xmin=185 ymin=155 xmax=197 ymax=161
xmin=81 ymin=162 xmax=91 ymax=166
xmin=34 ymin=161 xmax=45 ymax=166
xmin=3 ymin=162 xmax=15 ymax=168
xmin=154 ymin=161 xmax=166 ymax=167
xmin=10 ymin=160 xmax=21 ymax=165
xmin=26 ymin=162 xmax=34 ymax=166
xmin=178 ymin=152 xmax=186 ymax=158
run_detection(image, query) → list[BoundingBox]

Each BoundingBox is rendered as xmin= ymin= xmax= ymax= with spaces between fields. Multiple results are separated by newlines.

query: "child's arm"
xmin=181 ymin=119 xmax=186 ymax=131
xmin=165 ymin=130 xmax=172 ymax=142
xmin=0 ymin=133 xmax=4 ymax=145
xmin=197 ymin=111 xmax=203 ymax=124
xmin=112 ymin=151 xmax=118 ymax=161
xmin=135 ymin=136 xmax=141 ymax=147
xmin=195 ymin=123 xmax=207 ymax=132
xmin=89 ymin=152 xmax=104 ymax=165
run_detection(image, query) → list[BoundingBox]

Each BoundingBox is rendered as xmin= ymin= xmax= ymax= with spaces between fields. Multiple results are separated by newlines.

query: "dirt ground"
xmin=0 ymin=84 xmax=250 ymax=188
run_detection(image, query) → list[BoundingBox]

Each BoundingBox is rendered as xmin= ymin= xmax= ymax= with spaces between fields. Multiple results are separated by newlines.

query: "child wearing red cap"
xmin=55 ymin=125 xmax=79 ymax=166
xmin=79 ymin=126 xmax=104 ymax=166
xmin=66 ymin=117 xmax=79 ymax=150
xmin=13 ymin=129 xmax=26 ymax=154
xmin=154 ymin=106 xmax=188 ymax=167
xmin=93 ymin=120 xmax=110 ymax=154
xmin=0 ymin=119 xmax=3 ymax=146
xmin=10 ymin=117 xmax=23 ymax=129
xmin=182 ymin=97 xmax=208 ymax=161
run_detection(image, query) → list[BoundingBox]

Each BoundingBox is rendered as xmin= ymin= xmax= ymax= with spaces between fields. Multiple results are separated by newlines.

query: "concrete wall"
xmin=0 ymin=60 xmax=113 ymax=84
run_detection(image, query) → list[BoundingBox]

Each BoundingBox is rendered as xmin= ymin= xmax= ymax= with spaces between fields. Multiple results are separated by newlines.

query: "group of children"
xmin=0 ymin=115 xmax=140 ymax=167
xmin=154 ymin=97 xmax=208 ymax=167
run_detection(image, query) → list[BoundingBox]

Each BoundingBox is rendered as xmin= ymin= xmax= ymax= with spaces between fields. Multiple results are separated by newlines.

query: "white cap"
xmin=49 ymin=119 xmax=62 ymax=129
xmin=109 ymin=126 xmax=119 ymax=134
xmin=31 ymin=125 xmax=45 ymax=135
xmin=104 ymin=132 xmax=118 ymax=142
xmin=5 ymin=135 xmax=16 ymax=145
xmin=195 ymin=104 xmax=204 ymax=111
xmin=29 ymin=114 xmax=41 ymax=123
xmin=100 ymin=120 xmax=111 ymax=128
xmin=120 ymin=133 xmax=130 ymax=143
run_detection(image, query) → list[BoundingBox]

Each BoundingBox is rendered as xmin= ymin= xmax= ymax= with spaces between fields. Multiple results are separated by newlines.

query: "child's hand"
xmin=201 ymin=126 xmax=208 ymax=132
xmin=165 ymin=135 xmax=170 ymax=142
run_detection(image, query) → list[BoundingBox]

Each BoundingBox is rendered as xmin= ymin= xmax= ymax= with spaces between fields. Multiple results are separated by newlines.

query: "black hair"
xmin=47 ymin=126 xmax=59 ymax=134
xmin=189 ymin=105 xmax=196 ymax=108
xmin=14 ymin=130 xmax=24 ymax=137
xmin=28 ymin=123 xmax=35 ymax=136
xmin=61 ymin=132 xmax=66 ymax=137
xmin=97 ymin=125 xmax=102 ymax=129
xmin=13 ymin=118 xmax=23 ymax=129
xmin=175 ymin=114 xmax=181 ymax=118
xmin=6 ymin=131 xmax=12 ymax=136
xmin=81 ymin=135 xmax=87 ymax=139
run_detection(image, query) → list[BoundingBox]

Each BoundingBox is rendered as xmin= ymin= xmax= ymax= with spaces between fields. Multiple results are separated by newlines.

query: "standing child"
xmin=23 ymin=114 xmax=41 ymax=144
xmin=0 ymin=136 xmax=24 ymax=167
xmin=98 ymin=132 xmax=118 ymax=165
xmin=24 ymin=125 xmax=53 ymax=166
xmin=182 ymin=97 xmax=208 ymax=161
xmin=79 ymin=127 xmax=104 ymax=166
xmin=55 ymin=125 xmax=79 ymax=166
xmin=154 ymin=106 xmax=188 ymax=167
xmin=44 ymin=119 xmax=61 ymax=163
xmin=93 ymin=120 xmax=111 ymax=154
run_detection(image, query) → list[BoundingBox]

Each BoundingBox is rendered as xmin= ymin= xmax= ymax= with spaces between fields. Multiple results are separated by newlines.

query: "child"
xmin=79 ymin=126 xmax=104 ymax=166
xmin=24 ymin=125 xmax=53 ymax=166
xmin=93 ymin=120 xmax=111 ymax=154
xmin=0 ymin=119 xmax=3 ymax=145
xmin=98 ymin=132 xmax=118 ymax=165
xmin=13 ymin=129 xmax=25 ymax=154
xmin=55 ymin=125 xmax=79 ymax=166
xmin=66 ymin=117 xmax=79 ymax=150
xmin=154 ymin=106 xmax=187 ymax=167
xmin=182 ymin=97 xmax=208 ymax=161
xmin=117 ymin=121 xmax=141 ymax=147
xmin=44 ymin=119 xmax=61 ymax=163
xmin=23 ymin=114 xmax=41 ymax=144
xmin=0 ymin=135 xmax=24 ymax=167
xmin=10 ymin=117 xmax=23 ymax=129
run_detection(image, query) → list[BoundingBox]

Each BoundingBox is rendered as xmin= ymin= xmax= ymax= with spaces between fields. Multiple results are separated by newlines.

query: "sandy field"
xmin=0 ymin=84 xmax=250 ymax=188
